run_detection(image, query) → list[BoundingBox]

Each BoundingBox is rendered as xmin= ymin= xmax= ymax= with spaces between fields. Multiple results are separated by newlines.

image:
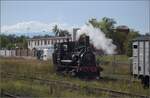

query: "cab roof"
xmin=133 ymin=36 xmax=150 ymax=41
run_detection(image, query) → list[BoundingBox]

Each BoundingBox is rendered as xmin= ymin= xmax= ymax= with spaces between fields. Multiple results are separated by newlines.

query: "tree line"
xmin=0 ymin=17 xmax=149 ymax=56
xmin=52 ymin=17 xmax=149 ymax=56
xmin=87 ymin=17 xmax=149 ymax=56
xmin=87 ymin=17 xmax=140 ymax=56
xmin=0 ymin=34 xmax=28 ymax=49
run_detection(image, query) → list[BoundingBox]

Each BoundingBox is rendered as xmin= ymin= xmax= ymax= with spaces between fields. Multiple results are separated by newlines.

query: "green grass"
xmin=1 ymin=76 xmax=107 ymax=98
xmin=1 ymin=80 xmax=50 ymax=97
xmin=0 ymin=57 xmax=150 ymax=97
xmin=97 ymin=55 xmax=129 ymax=62
xmin=96 ymin=55 xmax=131 ymax=80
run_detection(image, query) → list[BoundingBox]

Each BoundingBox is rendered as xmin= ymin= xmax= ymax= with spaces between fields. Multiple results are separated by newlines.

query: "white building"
xmin=27 ymin=36 xmax=72 ymax=50
xmin=27 ymin=28 xmax=78 ymax=60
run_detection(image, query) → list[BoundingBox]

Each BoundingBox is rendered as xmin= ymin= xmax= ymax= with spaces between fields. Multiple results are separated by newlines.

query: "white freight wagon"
xmin=42 ymin=49 xmax=53 ymax=61
xmin=36 ymin=45 xmax=54 ymax=61
xmin=132 ymin=36 xmax=150 ymax=88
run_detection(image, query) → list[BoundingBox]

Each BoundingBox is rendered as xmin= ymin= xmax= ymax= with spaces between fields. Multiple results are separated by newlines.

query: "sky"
xmin=1 ymin=0 xmax=150 ymax=35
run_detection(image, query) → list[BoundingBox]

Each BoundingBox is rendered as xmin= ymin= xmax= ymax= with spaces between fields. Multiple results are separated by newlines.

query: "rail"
xmin=1 ymin=72 xmax=149 ymax=98
xmin=1 ymin=89 xmax=20 ymax=98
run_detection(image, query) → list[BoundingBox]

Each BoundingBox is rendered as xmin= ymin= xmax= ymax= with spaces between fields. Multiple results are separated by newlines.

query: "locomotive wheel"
xmin=141 ymin=76 xmax=150 ymax=88
xmin=69 ymin=70 xmax=76 ymax=77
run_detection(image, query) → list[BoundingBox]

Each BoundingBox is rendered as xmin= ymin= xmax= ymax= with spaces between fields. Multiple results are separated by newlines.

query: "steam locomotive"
xmin=52 ymin=35 xmax=102 ymax=79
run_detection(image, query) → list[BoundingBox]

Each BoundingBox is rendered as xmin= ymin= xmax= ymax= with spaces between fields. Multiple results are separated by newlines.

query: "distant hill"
xmin=1 ymin=32 xmax=55 ymax=38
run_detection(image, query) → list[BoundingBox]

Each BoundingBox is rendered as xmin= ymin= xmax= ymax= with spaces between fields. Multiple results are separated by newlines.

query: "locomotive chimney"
xmin=73 ymin=28 xmax=80 ymax=41
xmin=85 ymin=36 xmax=90 ymax=47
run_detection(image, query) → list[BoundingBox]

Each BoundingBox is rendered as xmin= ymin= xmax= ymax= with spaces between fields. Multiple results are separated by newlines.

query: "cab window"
xmin=133 ymin=45 xmax=138 ymax=49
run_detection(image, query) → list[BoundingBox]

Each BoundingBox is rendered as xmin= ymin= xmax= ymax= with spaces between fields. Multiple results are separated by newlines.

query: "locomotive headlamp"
xmin=72 ymin=54 xmax=78 ymax=61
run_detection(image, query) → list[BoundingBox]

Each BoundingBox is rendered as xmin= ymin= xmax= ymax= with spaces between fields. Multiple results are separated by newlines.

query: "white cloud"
xmin=1 ymin=21 xmax=76 ymax=35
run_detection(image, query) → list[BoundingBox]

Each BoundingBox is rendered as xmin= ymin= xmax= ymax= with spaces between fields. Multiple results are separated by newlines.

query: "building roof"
xmin=116 ymin=25 xmax=130 ymax=33
xmin=27 ymin=36 xmax=72 ymax=41
xmin=116 ymin=25 xmax=129 ymax=30
xmin=133 ymin=36 xmax=150 ymax=41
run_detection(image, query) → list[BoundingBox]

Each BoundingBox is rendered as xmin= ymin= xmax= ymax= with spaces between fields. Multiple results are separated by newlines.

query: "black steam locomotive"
xmin=52 ymin=35 xmax=101 ymax=79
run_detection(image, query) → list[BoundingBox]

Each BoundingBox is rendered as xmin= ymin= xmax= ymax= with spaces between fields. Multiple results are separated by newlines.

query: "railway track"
xmin=1 ymin=90 xmax=19 ymax=98
xmin=1 ymin=72 xmax=149 ymax=98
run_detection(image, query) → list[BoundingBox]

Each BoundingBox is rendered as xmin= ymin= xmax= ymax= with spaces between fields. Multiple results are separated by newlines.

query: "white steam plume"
xmin=77 ymin=24 xmax=116 ymax=54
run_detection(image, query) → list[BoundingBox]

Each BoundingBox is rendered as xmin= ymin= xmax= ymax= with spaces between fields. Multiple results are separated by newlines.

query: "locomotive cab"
xmin=53 ymin=41 xmax=76 ymax=65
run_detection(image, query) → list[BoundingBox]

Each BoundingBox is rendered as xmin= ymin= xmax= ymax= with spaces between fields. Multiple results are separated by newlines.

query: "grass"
xmin=1 ymin=79 xmax=105 ymax=98
xmin=0 ymin=56 xmax=150 ymax=97
xmin=97 ymin=55 xmax=129 ymax=63
xmin=96 ymin=55 xmax=131 ymax=80
xmin=1 ymin=75 xmax=107 ymax=98
xmin=1 ymin=80 xmax=50 ymax=97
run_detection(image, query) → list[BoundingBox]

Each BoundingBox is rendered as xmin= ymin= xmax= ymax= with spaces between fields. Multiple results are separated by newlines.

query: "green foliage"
xmin=52 ymin=24 xmax=71 ymax=37
xmin=1 ymin=80 xmax=50 ymax=97
xmin=0 ymin=34 xmax=28 ymax=49
xmin=88 ymin=17 xmax=116 ymax=38
xmin=125 ymin=30 xmax=140 ymax=56
xmin=52 ymin=25 xmax=60 ymax=36
xmin=97 ymin=55 xmax=129 ymax=62
xmin=88 ymin=17 xmax=140 ymax=55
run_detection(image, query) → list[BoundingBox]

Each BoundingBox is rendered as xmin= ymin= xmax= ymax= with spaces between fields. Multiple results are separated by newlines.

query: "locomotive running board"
xmin=56 ymin=64 xmax=78 ymax=68
xmin=61 ymin=60 xmax=72 ymax=63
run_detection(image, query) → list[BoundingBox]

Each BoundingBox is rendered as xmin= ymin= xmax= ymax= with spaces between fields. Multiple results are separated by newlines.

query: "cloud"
xmin=1 ymin=21 xmax=76 ymax=35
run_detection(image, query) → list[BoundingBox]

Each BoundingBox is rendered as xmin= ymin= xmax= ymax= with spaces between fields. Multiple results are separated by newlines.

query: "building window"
xmin=38 ymin=40 xmax=39 ymax=46
xmin=54 ymin=40 xmax=56 ymax=43
xmin=138 ymin=66 xmax=141 ymax=71
xmin=48 ymin=40 xmax=50 ymax=44
xmin=44 ymin=40 xmax=47 ymax=45
xmin=35 ymin=41 xmax=37 ymax=46
xmin=51 ymin=40 xmax=53 ymax=44
xmin=49 ymin=40 xmax=51 ymax=44
xmin=28 ymin=41 xmax=30 ymax=46
xmin=41 ymin=40 xmax=43 ymax=45
xmin=30 ymin=41 xmax=32 ymax=46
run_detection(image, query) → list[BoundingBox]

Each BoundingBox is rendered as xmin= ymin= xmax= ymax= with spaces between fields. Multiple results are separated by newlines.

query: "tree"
xmin=88 ymin=18 xmax=100 ymax=28
xmin=126 ymin=30 xmax=140 ymax=56
xmin=52 ymin=25 xmax=71 ymax=37
xmin=99 ymin=17 xmax=116 ymax=38
xmin=0 ymin=34 xmax=28 ymax=49
xmin=0 ymin=34 xmax=9 ymax=49
xmin=88 ymin=17 xmax=140 ymax=55
xmin=113 ymin=30 xmax=129 ymax=54
xmin=88 ymin=17 xmax=116 ymax=38
xmin=52 ymin=25 xmax=60 ymax=36
xmin=59 ymin=30 xmax=71 ymax=37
